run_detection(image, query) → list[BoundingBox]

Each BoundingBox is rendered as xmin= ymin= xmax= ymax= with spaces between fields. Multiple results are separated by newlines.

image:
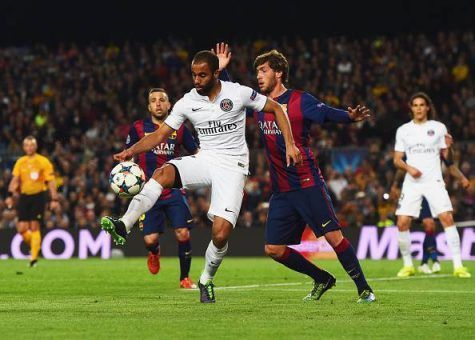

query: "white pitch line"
xmin=264 ymin=288 xmax=475 ymax=294
xmin=184 ymin=274 xmax=459 ymax=291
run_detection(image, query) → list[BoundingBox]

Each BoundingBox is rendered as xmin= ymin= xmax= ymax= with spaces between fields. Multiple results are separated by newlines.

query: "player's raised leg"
xmin=101 ymin=164 xmax=175 ymax=245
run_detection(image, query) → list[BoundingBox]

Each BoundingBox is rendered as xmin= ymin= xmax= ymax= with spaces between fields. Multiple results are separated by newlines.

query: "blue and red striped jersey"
xmin=252 ymin=89 xmax=351 ymax=193
xmin=126 ymin=117 xmax=198 ymax=198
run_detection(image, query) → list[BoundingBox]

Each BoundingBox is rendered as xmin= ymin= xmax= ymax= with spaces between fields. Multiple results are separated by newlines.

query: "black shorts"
xmin=17 ymin=192 xmax=47 ymax=222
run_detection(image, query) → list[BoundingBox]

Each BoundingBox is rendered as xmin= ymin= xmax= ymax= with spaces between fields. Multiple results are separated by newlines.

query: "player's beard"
xmin=196 ymin=79 xmax=216 ymax=96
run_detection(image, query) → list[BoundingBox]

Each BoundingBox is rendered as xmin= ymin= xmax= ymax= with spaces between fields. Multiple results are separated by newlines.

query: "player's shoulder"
xmin=36 ymin=153 xmax=52 ymax=164
xmin=15 ymin=155 xmax=28 ymax=164
xmin=397 ymin=120 xmax=413 ymax=131
xmin=428 ymin=120 xmax=446 ymax=129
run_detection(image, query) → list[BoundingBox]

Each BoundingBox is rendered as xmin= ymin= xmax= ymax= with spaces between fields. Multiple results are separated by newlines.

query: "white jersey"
xmin=394 ymin=119 xmax=448 ymax=184
xmin=165 ymin=81 xmax=267 ymax=174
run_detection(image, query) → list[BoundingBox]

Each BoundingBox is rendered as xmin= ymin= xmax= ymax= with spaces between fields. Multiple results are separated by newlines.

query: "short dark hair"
xmin=409 ymin=92 xmax=437 ymax=119
xmin=148 ymin=87 xmax=167 ymax=96
xmin=192 ymin=50 xmax=219 ymax=73
xmin=254 ymin=50 xmax=289 ymax=84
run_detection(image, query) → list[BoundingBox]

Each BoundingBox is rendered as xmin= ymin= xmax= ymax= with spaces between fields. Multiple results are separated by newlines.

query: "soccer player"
xmin=101 ymin=50 xmax=302 ymax=303
xmin=391 ymin=139 xmax=469 ymax=275
xmin=6 ymin=136 xmax=59 ymax=267
xmin=394 ymin=92 xmax=471 ymax=278
xmin=126 ymin=88 xmax=199 ymax=288
xmin=212 ymin=44 xmax=375 ymax=303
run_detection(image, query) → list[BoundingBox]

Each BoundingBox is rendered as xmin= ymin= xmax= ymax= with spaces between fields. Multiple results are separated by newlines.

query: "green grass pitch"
xmin=0 ymin=258 xmax=474 ymax=339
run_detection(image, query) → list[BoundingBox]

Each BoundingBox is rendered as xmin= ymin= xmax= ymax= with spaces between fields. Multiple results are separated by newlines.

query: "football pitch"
xmin=1 ymin=258 xmax=474 ymax=339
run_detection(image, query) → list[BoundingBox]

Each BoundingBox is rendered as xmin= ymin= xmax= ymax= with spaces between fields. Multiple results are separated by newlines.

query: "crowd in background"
xmin=0 ymin=31 xmax=474 ymax=231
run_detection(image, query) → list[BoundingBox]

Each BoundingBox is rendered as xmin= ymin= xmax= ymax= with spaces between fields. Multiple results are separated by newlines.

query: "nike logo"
xmin=322 ymin=220 xmax=331 ymax=228
xmin=192 ymin=107 xmax=202 ymax=112
xmin=186 ymin=219 xmax=194 ymax=224
xmin=225 ymin=208 xmax=235 ymax=213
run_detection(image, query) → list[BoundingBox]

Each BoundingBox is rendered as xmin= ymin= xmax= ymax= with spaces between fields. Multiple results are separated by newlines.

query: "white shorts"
xmin=395 ymin=179 xmax=453 ymax=218
xmin=168 ymin=152 xmax=246 ymax=227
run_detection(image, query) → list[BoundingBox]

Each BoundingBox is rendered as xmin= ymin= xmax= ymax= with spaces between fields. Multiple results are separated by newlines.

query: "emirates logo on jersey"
xmin=427 ymin=129 xmax=435 ymax=136
xmin=220 ymin=98 xmax=233 ymax=112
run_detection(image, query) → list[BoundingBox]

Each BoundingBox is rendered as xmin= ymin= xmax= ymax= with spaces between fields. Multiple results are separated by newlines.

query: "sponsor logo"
xmin=258 ymin=120 xmax=282 ymax=135
xmin=192 ymin=107 xmax=202 ymax=112
xmin=322 ymin=220 xmax=331 ymax=228
xmin=238 ymin=162 xmax=245 ymax=168
xmin=220 ymin=98 xmax=233 ymax=112
xmin=224 ymin=208 xmax=235 ymax=213
xmin=427 ymin=129 xmax=435 ymax=136
xmin=151 ymin=143 xmax=176 ymax=156
xmin=196 ymin=120 xmax=238 ymax=136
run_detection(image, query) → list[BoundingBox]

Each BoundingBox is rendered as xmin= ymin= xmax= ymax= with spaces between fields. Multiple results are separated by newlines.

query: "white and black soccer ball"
xmin=109 ymin=161 xmax=146 ymax=198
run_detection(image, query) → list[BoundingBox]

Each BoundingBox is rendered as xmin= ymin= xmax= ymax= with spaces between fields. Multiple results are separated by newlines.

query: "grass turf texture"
xmin=0 ymin=258 xmax=474 ymax=339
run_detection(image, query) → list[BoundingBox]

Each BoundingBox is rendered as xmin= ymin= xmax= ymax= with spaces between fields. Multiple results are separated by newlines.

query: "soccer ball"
xmin=109 ymin=161 xmax=146 ymax=198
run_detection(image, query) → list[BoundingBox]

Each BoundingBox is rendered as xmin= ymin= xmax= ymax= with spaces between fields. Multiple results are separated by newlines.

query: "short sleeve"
xmin=239 ymin=85 xmax=267 ymax=112
xmin=439 ymin=123 xmax=448 ymax=149
xmin=43 ymin=158 xmax=55 ymax=182
xmin=126 ymin=124 xmax=139 ymax=148
xmin=12 ymin=159 xmax=21 ymax=177
xmin=164 ymin=99 xmax=186 ymax=131
xmin=394 ymin=127 xmax=405 ymax=152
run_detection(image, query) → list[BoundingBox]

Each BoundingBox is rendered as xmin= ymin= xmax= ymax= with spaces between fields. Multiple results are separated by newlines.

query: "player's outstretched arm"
xmin=348 ymin=105 xmax=371 ymax=122
xmin=114 ymin=124 xmax=175 ymax=162
xmin=262 ymin=98 xmax=302 ymax=166
xmin=394 ymin=151 xmax=422 ymax=178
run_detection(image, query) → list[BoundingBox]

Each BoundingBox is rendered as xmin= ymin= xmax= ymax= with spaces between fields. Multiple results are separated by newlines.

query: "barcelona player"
xmin=126 ymin=88 xmax=198 ymax=288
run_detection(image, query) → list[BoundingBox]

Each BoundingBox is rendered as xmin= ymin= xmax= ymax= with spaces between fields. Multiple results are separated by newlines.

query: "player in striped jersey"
xmin=125 ymin=88 xmax=199 ymax=288
xmin=247 ymin=49 xmax=375 ymax=303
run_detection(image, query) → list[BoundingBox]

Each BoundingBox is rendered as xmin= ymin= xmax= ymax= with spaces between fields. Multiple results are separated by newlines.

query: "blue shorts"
xmin=418 ymin=197 xmax=434 ymax=220
xmin=139 ymin=189 xmax=193 ymax=235
xmin=265 ymin=184 xmax=341 ymax=245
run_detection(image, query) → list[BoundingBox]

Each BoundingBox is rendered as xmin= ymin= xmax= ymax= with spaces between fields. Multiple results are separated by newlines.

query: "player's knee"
xmin=264 ymin=245 xmax=286 ymax=259
xmin=144 ymin=234 xmax=159 ymax=247
xmin=397 ymin=216 xmax=411 ymax=231
xmin=151 ymin=165 xmax=176 ymax=188
xmin=175 ymin=228 xmax=190 ymax=241
xmin=423 ymin=218 xmax=436 ymax=232
xmin=438 ymin=212 xmax=454 ymax=227
xmin=324 ymin=230 xmax=343 ymax=248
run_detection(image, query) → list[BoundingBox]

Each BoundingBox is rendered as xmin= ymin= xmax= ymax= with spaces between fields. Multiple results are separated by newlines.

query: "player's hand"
xmin=286 ymin=144 xmax=303 ymax=167
xmin=113 ymin=149 xmax=134 ymax=162
xmin=348 ymin=105 xmax=371 ymax=122
xmin=212 ymin=42 xmax=232 ymax=71
xmin=460 ymin=176 xmax=470 ymax=190
xmin=445 ymin=133 xmax=453 ymax=148
xmin=407 ymin=166 xmax=422 ymax=179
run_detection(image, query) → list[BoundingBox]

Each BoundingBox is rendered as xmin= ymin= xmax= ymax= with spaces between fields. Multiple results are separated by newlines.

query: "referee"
xmin=6 ymin=136 xmax=59 ymax=267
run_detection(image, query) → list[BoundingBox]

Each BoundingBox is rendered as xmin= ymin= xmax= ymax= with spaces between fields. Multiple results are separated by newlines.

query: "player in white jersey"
xmin=100 ymin=50 xmax=303 ymax=302
xmin=393 ymin=92 xmax=470 ymax=278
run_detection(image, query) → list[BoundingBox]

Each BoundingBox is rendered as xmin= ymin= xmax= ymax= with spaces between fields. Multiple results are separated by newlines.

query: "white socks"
xmin=444 ymin=225 xmax=463 ymax=268
xmin=398 ymin=230 xmax=413 ymax=267
xmin=199 ymin=241 xmax=228 ymax=285
xmin=120 ymin=178 xmax=163 ymax=232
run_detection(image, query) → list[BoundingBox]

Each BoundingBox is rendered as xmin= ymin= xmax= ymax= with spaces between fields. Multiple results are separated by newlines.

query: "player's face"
xmin=148 ymin=91 xmax=171 ymax=120
xmin=410 ymin=97 xmax=430 ymax=122
xmin=23 ymin=139 xmax=37 ymax=156
xmin=191 ymin=62 xmax=217 ymax=95
xmin=256 ymin=62 xmax=279 ymax=95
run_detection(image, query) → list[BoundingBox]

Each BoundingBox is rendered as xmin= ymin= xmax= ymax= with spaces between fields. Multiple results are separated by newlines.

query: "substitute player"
xmin=6 ymin=136 xmax=59 ymax=267
xmin=394 ymin=92 xmax=470 ymax=278
xmin=101 ymin=50 xmax=302 ymax=303
xmin=126 ymin=88 xmax=198 ymax=288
